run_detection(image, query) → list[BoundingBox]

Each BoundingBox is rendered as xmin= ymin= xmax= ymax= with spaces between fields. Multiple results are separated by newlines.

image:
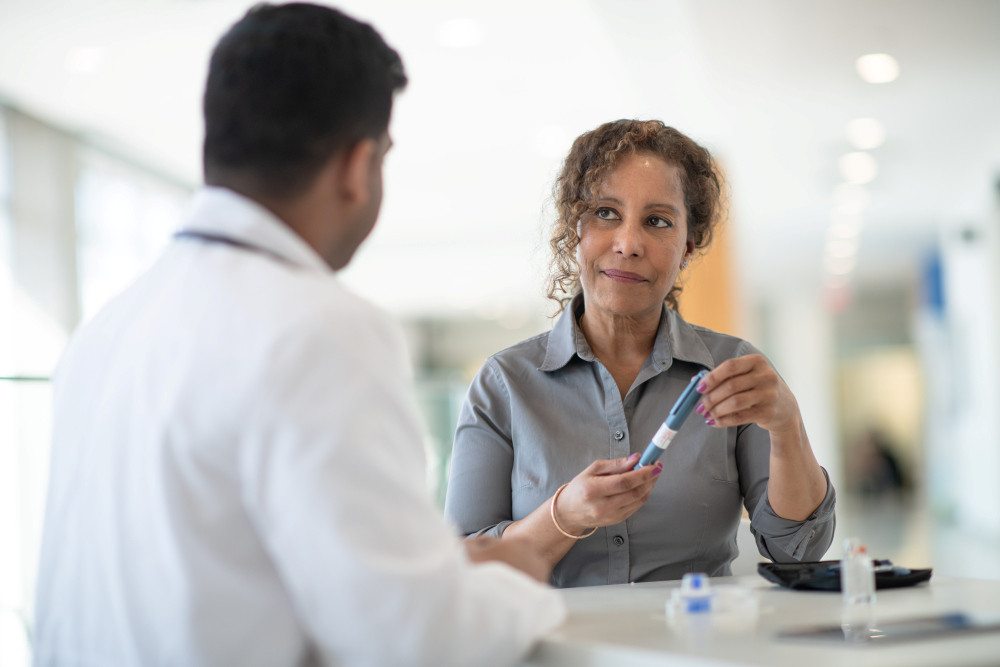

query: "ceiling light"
xmin=856 ymin=53 xmax=899 ymax=83
xmin=846 ymin=118 xmax=886 ymax=150
xmin=838 ymin=152 xmax=878 ymax=185
xmin=436 ymin=18 xmax=483 ymax=49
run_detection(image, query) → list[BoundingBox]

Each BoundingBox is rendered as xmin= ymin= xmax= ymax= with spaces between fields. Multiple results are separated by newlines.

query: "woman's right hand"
xmin=552 ymin=453 xmax=663 ymax=536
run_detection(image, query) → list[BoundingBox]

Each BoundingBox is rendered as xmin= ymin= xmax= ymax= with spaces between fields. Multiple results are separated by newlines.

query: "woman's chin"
xmin=586 ymin=295 xmax=663 ymax=322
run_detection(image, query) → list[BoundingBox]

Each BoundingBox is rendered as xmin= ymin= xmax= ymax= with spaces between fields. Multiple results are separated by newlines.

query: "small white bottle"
xmin=841 ymin=537 xmax=876 ymax=606
xmin=680 ymin=572 xmax=713 ymax=614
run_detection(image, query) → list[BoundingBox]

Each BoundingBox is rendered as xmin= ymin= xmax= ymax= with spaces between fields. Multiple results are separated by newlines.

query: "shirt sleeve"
xmin=241 ymin=300 xmax=563 ymax=667
xmin=444 ymin=358 xmax=516 ymax=539
xmin=737 ymin=422 xmax=838 ymax=562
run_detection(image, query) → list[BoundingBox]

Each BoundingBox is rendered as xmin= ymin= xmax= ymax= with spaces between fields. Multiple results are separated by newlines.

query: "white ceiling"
xmin=1 ymin=0 xmax=998 ymax=319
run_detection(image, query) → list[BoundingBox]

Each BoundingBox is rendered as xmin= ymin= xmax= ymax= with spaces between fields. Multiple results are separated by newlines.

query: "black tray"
xmin=757 ymin=559 xmax=932 ymax=592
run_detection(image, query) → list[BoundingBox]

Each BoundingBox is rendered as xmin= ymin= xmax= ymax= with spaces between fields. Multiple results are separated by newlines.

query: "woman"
xmin=445 ymin=119 xmax=835 ymax=587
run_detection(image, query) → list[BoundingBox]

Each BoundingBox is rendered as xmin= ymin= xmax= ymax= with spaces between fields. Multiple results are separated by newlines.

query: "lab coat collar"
xmin=178 ymin=187 xmax=332 ymax=274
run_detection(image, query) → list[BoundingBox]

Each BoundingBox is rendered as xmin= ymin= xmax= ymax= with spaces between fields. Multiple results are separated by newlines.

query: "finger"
xmin=703 ymin=355 xmax=774 ymax=403
xmin=616 ymin=490 xmax=654 ymax=516
xmin=695 ymin=364 xmax=740 ymax=414
xmin=705 ymin=403 xmax=763 ymax=428
xmin=706 ymin=371 xmax=787 ymax=422
xmin=591 ymin=462 xmax=662 ymax=503
xmin=699 ymin=365 xmax=778 ymax=418
xmin=608 ymin=482 xmax=658 ymax=519
xmin=622 ymin=470 xmax=660 ymax=504
xmin=707 ymin=411 xmax=747 ymax=428
xmin=586 ymin=452 xmax=641 ymax=476
xmin=591 ymin=465 xmax=662 ymax=524
xmin=571 ymin=460 xmax=660 ymax=518
xmin=702 ymin=355 xmax=758 ymax=388
xmin=709 ymin=365 xmax=767 ymax=402
xmin=709 ymin=390 xmax=766 ymax=420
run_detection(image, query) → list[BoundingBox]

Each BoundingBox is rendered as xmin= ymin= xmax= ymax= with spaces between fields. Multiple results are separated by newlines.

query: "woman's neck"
xmin=578 ymin=306 xmax=660 ymax=390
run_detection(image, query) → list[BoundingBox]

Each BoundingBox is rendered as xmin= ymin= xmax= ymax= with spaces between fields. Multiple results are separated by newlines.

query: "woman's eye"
xmin=648 ymin=216 xmax=672 ymax=228
xmin=595 ymin=207 xmax=618 ymax=220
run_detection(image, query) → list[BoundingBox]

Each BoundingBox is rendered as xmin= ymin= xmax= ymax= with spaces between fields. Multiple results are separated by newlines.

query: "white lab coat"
xmin=33 ymin=187 xmax=565 ymax=667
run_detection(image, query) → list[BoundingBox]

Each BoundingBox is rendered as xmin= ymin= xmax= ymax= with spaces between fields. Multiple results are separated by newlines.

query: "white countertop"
xmin=520 ymin=574 xmax=1000 ymax=666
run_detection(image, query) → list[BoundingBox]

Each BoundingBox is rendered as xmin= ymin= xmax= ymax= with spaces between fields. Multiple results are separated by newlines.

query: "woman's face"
xmin=576 ymin=152 xmax=693 ymax=323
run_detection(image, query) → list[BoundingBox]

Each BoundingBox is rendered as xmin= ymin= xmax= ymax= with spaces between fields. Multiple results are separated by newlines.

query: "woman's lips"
xmin=602 ymin=269 xmax=646 ymax=283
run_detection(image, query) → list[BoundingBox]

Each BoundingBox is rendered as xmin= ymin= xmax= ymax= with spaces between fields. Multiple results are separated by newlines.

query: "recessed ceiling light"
xmin=856 ymin=53 xmax=899 ymax=83
xmin=838 ymin=152 xmax=878 ymax=185
xmin=846 ymin=118 xmax=886 ymax=150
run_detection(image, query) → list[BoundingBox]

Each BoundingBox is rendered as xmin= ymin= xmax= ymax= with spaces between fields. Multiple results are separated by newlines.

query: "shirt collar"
xmin=539 ymin=293 xmax=718 ymax=372
xmin=177 ymin=186 xmax=331 ymax=274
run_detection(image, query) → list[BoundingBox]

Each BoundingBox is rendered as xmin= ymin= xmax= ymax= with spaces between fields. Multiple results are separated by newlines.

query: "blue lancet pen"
xmin=635 ymin=370 xmax=708 ymax=470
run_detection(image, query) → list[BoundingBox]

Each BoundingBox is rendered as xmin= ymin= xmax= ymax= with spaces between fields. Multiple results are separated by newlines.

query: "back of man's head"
xmin=203 ymin=2 xmax=407 ymax=200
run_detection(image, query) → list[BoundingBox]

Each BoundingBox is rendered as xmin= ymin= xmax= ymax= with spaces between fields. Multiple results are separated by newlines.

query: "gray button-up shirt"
xmin=445 ymin=295 xmax=836 ymax=588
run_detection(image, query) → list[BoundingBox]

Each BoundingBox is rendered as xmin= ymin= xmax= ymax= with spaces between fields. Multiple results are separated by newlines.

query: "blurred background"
xmin=1 ymin=0 xmax=999 ymax=661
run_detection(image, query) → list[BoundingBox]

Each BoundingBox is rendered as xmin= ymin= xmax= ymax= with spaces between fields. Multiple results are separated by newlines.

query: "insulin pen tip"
xmin=634 ymin=370 xmax=708 ymax=470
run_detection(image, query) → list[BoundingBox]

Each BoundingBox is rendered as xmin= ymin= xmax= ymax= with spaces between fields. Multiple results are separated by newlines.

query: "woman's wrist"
xmin=550 ymin=483 xmax=597 ymax=539
xmin=767 ymin=416 xmax=810 ymax=456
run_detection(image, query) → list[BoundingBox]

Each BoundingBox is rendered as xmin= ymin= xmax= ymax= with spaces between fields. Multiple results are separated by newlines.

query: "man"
xmin=33 ymin=4 xmax=565 ymax=666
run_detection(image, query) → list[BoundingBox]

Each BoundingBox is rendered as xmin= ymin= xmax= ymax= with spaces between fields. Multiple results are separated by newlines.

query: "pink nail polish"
xmin=705 ymin=419 xmax=716 ymax=426
xmin=627 ymin=452 xmax=639 ymax=462
xmin=697 ymin=381 xmax=707 ymax=393
xmin=695 ymin=402 xmax=705 ymax=415
xmin=652 ymin=464 xmax=663 ymax=475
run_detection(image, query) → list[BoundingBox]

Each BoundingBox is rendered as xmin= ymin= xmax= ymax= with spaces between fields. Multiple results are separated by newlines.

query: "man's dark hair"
xmin=203 ymin=2 xmax=407 ymax=198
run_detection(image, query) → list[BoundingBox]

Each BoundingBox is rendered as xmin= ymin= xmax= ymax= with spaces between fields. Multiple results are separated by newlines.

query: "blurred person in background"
xmin=33 ymin=4 xmax=564 ymax=666
xmin=850 ymin=427 xmax=909 ymax=497
xmin=446 ymin=119 xmax=836 ymax=587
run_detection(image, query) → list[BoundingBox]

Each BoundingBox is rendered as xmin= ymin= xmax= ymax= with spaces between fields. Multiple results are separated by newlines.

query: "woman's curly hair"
xmin=547 ymin=119 xmax=724 ymax=312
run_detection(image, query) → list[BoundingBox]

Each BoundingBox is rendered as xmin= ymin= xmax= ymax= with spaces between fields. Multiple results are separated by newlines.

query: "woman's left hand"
xmin=694 ymin=354 xmax=801 ymax=436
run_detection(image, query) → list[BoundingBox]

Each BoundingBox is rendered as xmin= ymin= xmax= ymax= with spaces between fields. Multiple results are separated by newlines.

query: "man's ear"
xmin=339 ymin=137 xmax=378 ymax=206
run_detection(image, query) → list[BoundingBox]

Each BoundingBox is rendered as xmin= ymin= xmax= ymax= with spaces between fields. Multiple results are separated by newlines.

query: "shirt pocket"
xmin=667 ymin=425 xmax=738 ymax=484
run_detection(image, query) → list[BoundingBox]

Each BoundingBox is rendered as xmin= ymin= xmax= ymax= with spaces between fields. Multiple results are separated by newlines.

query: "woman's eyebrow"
xmin=597 ymin=195 xmax=682 ymax=216
xmin=645 ymin=202 xmax=682 ymax=215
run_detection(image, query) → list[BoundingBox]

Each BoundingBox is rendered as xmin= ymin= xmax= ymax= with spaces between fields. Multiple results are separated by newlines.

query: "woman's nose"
xmin=612 ymin=219 xmax=643 ymax=257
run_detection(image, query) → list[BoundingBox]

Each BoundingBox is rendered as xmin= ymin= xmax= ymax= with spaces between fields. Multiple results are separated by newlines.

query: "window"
xmin=75 ymin=149 xmax=189 ymax=322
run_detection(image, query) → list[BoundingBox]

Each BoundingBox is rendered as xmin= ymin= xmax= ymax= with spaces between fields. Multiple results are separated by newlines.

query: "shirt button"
xmin=613 ymin=535 xmax=625 ymax=546
xmin=613 ymin=430 xmax=624 ymax=440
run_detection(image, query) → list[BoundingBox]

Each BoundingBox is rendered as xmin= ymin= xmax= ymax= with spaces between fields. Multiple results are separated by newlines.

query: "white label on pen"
xmin=652 ymin=424 xmax=677 ymax=449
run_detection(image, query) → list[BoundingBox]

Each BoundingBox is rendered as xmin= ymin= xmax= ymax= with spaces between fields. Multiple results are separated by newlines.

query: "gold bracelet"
xmin=550 ymin=483 xmax=597 ymax=539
